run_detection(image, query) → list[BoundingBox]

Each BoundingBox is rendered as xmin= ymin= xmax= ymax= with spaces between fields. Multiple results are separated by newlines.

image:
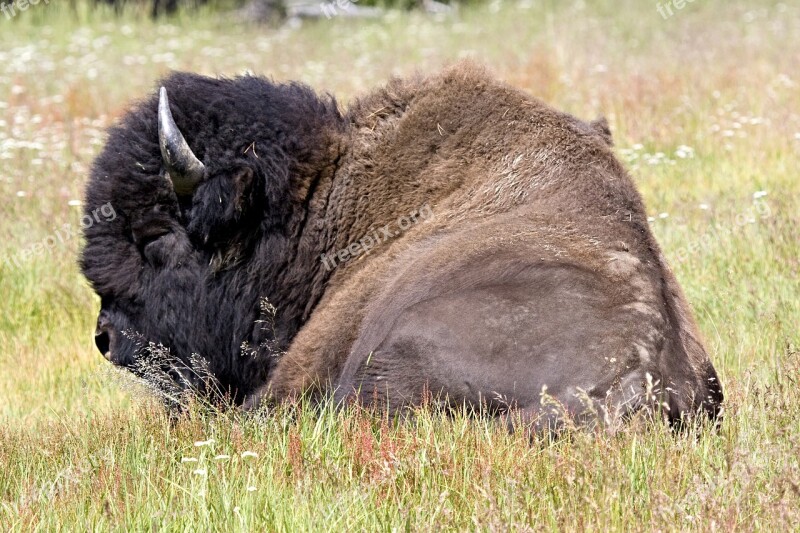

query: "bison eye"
xmin=136 ymin=227 xmax=171 ymax=249
xmin=134 ymin=220 xmax=195 ymax=268
xmin=131 ymin=206 xmax=176 ymax=249
xmin=142 ymin=232 xmax=189 ymax=268
xmin=142 ymin=235 xmax=170 ymax=266
xmin=136 ymin=229 xmax=173 ymax=267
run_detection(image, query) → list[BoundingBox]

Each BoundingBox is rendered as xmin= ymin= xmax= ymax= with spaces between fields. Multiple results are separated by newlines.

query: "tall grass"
xmin=1 ymin=0 xmax=799 ymax=529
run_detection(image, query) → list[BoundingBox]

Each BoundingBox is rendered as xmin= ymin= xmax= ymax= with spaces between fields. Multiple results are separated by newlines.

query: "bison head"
xmin=81 ymin=73 xmax=345 ymax=404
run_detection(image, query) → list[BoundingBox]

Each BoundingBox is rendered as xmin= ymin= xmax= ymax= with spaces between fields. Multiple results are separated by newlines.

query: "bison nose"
xmin=95 ymin=311 xmax=113 ymax=360
xmin=95 ymin=331 xmax=111 ymax=359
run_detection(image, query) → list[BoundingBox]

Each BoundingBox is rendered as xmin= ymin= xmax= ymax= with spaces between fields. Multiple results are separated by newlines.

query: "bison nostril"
xmin=95 ymin=310 xmax=113 ymax=360
xmin=95 ymin=331 xmax=111 ymax=359
xmin=97 ymin=310 xmax=112 ymax=331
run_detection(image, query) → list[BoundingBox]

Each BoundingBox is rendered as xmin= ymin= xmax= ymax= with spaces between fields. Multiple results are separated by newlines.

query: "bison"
xmin=81 ymin=62 xmax=722 ymax=430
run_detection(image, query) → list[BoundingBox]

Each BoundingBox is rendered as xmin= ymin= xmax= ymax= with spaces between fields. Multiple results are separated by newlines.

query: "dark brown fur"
xmin=257 ymin=63 xmax=722 ymax=427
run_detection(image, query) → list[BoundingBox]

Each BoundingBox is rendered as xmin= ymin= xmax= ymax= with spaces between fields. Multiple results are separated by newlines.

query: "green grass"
xmin=1 ymin=0 xmax=799 ymax=529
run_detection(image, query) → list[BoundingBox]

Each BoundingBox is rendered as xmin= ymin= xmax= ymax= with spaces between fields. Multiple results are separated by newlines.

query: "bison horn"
xmin=158 ymin=87 xmax=205 ymax=195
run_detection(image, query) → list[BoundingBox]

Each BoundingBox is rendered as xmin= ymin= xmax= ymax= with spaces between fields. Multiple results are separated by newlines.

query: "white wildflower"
xmin=753 ymin=191 xmax=768 ymax=199
xmin=674 ymin=145 xmax=694 ymax=159
xmin=193 ymin=468 xmax=207 ymax=476
xmin=194 ymin=439 xmax=215 ymax=447
xmin=214 ymin=454 xmax=231 ymax=461
xmin=659 ymin=212 xmax=669 ymax=219
xmin=16 ymin=191 xmax=26 ymax=197
xmin=181 ymin=457 xmax=198 ymax=463
xmin=68 ymin=200 xmax=81 ymax=207
xmin=241 ymin=451 xmax=258 ymax=459
xmin=699 ymin=203 xmax=710 ymax=210
xmin=247 ymin=486 xmax=257 ymax=492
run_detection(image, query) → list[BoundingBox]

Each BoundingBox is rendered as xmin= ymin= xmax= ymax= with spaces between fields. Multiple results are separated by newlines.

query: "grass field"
xmin=1 ymin=0 xmax=799 ymax=529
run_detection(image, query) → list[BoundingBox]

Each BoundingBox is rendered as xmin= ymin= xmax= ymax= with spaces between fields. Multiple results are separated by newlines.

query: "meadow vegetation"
xmin=0 ymin=0 xmax=798 ymax=529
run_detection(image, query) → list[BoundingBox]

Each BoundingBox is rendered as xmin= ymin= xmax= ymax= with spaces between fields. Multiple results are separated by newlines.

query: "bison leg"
xmin=333 ymin=257 xmax=716 ymax=430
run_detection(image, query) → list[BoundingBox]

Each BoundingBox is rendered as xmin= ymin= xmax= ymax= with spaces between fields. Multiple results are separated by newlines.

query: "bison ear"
xmin=590 ymin=116 xmax=614 ymax=146
xmin=232 ymin=167 xmax=255 ymax=212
